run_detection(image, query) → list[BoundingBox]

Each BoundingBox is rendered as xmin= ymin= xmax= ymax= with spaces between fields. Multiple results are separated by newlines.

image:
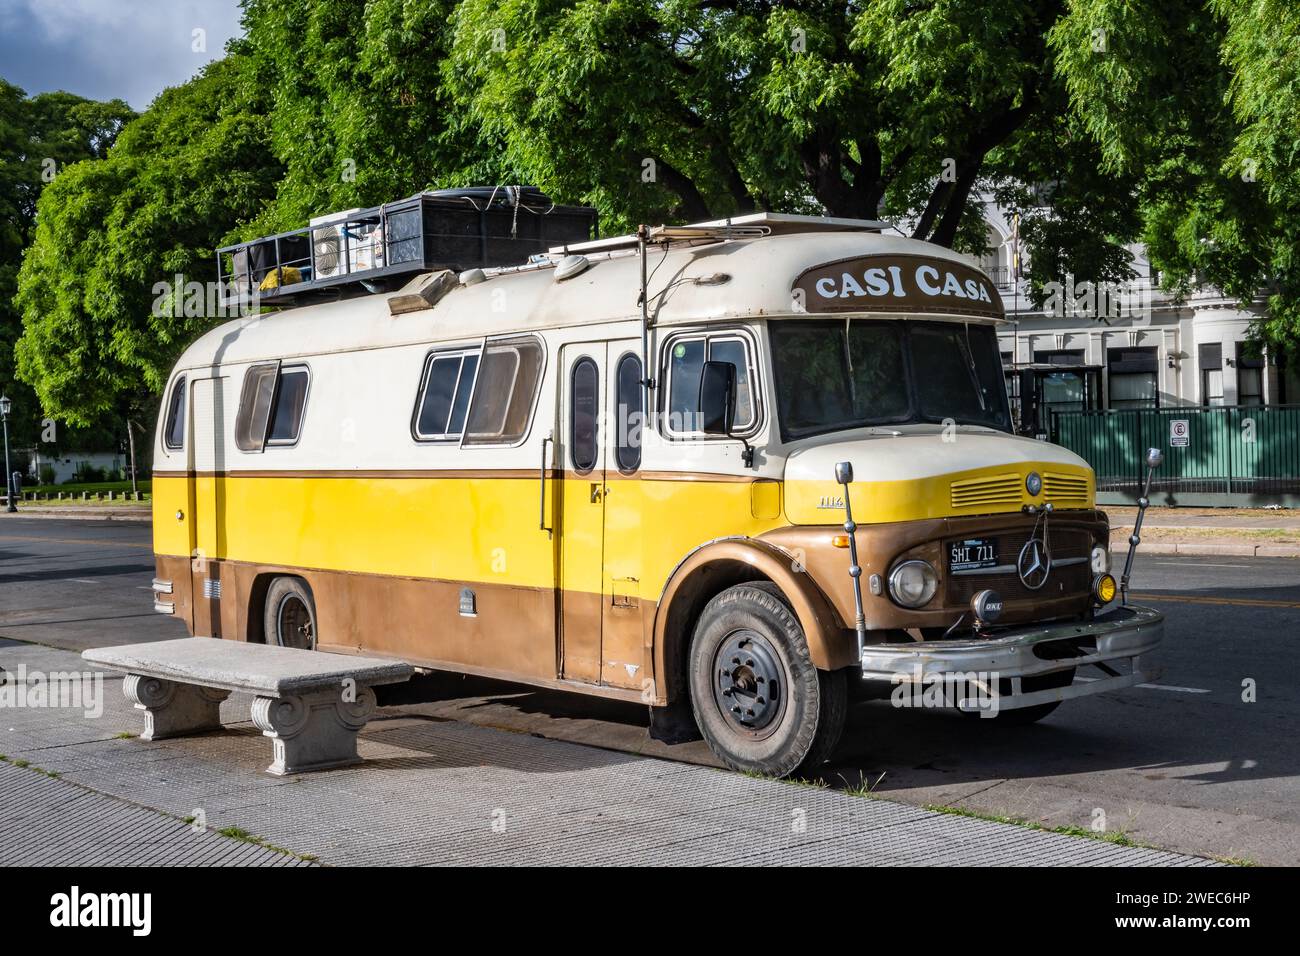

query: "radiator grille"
xmin=950 ymin=473 xmax=1022 ymax=511
xmin=1043 ymin=472 xmax=1090 ymax=503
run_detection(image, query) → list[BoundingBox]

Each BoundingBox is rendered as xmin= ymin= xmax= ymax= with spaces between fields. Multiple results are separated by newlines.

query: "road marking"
xmin=0 ymin=534 xmax=150 ymax=550
xmin=1129 ymin=592 xmax=1300 ymax=609
xmin=1149 ymin=561 xmax=1253 ymax=569
xmin=1076 ymin=676 xmax=1211 ymax=694
xmin=66 ymin=578 xmax=99 ymax=585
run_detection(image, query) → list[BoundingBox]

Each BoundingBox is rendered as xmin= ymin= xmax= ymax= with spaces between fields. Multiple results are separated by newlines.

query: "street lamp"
xmin=0 ymin=394 xmax=14 ymax=513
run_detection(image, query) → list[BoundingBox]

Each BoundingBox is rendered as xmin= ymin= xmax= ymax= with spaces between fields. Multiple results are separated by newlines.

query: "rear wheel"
xmin=263 ymin=577 xmax=317 ymax=650
xmin=689 ymin=582 xmax=846 ymax=778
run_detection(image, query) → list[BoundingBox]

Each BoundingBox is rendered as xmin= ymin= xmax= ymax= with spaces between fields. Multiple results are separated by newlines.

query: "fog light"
xmin=888 ymin=560 xmax=938 ymax=608
xmin=1093 ymin=572 xmax=1117 ymax=605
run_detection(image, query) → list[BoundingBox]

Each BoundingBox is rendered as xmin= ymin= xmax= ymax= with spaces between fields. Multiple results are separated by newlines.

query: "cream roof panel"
xmin=174 ymin=231 xmax=986 ymax=371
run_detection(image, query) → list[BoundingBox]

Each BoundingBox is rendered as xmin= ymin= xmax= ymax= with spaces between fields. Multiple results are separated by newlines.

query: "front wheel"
xmin=689 ymin=582 xmax=846 ymax=778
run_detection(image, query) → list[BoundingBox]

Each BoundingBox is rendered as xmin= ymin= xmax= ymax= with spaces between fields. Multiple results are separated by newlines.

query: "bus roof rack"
xmin=548 ymin=212 xmax=889 ymax=255
xmin=217 ymin=187 xmax=598 ymax=309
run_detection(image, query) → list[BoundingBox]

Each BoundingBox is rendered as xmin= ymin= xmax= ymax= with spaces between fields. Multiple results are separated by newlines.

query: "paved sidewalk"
xmin=0 ymin=641 xmax=1218 ymax=867
xmin=1107 ymin=506 xmax=1300 ymax=557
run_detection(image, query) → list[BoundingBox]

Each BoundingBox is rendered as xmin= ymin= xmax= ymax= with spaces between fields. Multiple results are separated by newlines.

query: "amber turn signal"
xmin=1092 ymin=572 xmax=1117 ymax=606
xmin=831 ymin=534 xmax=851 ymax=549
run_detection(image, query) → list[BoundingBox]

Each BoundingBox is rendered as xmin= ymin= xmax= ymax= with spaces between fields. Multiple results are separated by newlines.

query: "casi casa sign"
xmin=793 ymin=254 xmax=1004 ymax=320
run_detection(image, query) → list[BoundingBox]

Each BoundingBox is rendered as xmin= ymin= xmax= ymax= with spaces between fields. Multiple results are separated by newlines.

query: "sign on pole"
xmin=1169 ymin=419 xmax=1190 ymax=448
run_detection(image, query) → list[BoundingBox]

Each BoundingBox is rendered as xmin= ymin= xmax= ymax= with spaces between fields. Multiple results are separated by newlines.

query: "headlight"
xmin=888 ymin=560 xmax=938 ymax=608
xmin=1091 ymin=545 xmax=1110 ymax=573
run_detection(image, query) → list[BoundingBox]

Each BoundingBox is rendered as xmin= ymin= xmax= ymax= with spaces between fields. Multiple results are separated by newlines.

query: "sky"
xmin=0 ymin=0 xmax=245 ymax=110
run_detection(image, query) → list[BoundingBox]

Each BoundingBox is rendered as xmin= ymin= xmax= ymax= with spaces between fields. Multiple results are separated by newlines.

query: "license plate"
xmin=949 ymin=538 xmax=997 ymax=573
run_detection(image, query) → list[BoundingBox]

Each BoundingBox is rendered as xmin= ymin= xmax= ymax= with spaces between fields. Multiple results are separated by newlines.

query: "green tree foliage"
xmin=14 ymin=53 xmax=282 ymax=426
xmin=240 ymin=0 xmax=510 ymax=233
xmin=1051 ymin=0 xmax=1300 ymax=348
xmin=0 ymin=81 xmax=133 ymax=443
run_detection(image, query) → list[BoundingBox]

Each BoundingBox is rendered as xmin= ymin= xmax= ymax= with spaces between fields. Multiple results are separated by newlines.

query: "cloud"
xmin=0 ymin=0 xmax=244 ymax=110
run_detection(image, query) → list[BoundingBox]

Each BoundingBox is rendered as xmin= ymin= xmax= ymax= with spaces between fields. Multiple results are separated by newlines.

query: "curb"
xmin=0 ymin=508 xmax=150 ymax=523
xmin=1128 ymin=540 xmax=1300 ymax=558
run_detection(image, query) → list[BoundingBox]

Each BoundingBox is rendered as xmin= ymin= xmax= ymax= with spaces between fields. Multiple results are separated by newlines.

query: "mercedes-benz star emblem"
xmin=1017 ymin=536 xmax=1052 ymax=590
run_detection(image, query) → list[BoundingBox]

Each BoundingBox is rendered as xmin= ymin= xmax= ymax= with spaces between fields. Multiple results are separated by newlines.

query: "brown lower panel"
xmin=153 ymin=554 xmax=656 ymax=699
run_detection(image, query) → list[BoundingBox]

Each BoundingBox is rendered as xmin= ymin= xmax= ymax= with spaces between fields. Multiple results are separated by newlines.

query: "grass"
xmin=214 ymin=825 xmax=319 ymax=863
xmin=112 ymin=731 xmax=137 ymax=740
xmin=0 ymin=754 xmax=60 ymax=778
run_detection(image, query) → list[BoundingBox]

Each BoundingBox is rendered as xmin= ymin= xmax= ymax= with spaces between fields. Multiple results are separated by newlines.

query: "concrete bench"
xmin=83 ymin=638 xmax=413 ymax=775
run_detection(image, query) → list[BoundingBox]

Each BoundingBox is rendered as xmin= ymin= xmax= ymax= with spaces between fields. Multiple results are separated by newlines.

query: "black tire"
xmin=689 ymin=581 xmax=846 ymax=777
xmin=263 ymin=577 xmax=317 ymax=650
xmin=964 ymin=667 xmax=1075 ymax=725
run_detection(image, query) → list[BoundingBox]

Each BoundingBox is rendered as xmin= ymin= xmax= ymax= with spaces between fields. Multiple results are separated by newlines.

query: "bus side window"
xmin=615 ymin=353 xmax=642 ymax=472
xmin=414 ymin=350 xmax=479 ymax=441
xmin=462 ymin=336 xmax=545 ymax=446
xmin=163 ymin=375 xmax=186 ymax=450
xmin=235 ymin=363 xmax=310 ymax=451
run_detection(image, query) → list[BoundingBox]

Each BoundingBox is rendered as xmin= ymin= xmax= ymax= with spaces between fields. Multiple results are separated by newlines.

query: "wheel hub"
xmin=278 ymin=596 xmax=314 ymax=650
xmin=713 ymin=630 xmax=782 ymax=732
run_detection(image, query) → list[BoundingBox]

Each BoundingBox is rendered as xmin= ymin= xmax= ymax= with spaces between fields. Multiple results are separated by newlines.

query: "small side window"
xmin=236 ymin=362 xmax=309 ymax=451
xmin=615 ymin=354 xmax=642 ymax=473
xmin=163 ymin=375 xmax=186 ymax=450
xmin=414 ymin=350 xmax=479 ymax=441
xmin=570 ymin=357 xmax=599 ymax=474
xmin=665 ymin=333 xmax=757 ymax=436
xmin=463 ymin=337 xmax=545 ymax=446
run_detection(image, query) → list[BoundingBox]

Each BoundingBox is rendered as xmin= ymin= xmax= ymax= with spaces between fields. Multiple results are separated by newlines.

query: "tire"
xmin=688 ymin=581 xmax=846 ymax=778
xmin=263 ymin=577 xmax=317 ymax=650
xmin=964 ymin=667 xmax=1075 ymax=725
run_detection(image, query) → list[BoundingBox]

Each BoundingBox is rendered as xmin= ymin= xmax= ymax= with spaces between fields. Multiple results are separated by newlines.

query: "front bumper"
xmin=859 ymin=605 xmax=1163 ymax=712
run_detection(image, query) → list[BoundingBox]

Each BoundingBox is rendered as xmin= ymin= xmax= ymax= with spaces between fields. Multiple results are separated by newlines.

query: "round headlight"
xmin=888 ymin=560 xmax=938 ymax=608
xmin=1025 ymin=471 xmax=1042 ymax=496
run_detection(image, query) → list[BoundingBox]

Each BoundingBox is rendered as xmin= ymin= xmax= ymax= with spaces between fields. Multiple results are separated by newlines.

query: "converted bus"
xmin=150 ymin=203 xmax=1163 ymax=777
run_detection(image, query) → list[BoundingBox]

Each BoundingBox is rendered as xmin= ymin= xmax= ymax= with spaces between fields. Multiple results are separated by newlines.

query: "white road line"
xmin=1149 ymin=561 xmax=1253 ymax=569
xmin=66 ymin=578 xmax=98 ymax=585
xmin=1076 ymin=676 xmax=1211 ymax=694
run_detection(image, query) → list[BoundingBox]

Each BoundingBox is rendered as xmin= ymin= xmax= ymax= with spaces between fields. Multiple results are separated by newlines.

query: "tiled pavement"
xmin=0 ymin=641 xmax=1220 ymax=867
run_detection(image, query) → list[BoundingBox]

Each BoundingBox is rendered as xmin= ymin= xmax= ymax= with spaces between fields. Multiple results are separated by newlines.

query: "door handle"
xmin=539 ymin=433 xmax=553 ymax=536
xmin=590 ymin=482 xmax=602 ymax=503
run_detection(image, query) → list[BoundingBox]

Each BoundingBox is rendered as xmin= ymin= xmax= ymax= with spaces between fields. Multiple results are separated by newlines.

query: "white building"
xmin=961 ymin=200 xmax=1294 ymax=434
xmin=26 ymin=450 xmax=125 ymax=485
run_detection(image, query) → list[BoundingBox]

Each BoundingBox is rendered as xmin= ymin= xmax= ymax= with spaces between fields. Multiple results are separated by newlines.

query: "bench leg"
xmin=123 ymin=676 xmax=231 ymax=740
xmin=250 ymin=686 xmax=377 ymax=775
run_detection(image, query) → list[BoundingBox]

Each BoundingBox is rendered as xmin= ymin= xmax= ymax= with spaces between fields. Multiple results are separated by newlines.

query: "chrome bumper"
xmin=859 ymin=605 xmax=1164 ymax=712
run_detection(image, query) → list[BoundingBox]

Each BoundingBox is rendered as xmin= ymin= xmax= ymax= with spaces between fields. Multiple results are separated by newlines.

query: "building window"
xmin=665 ymin=332 xmax=757 ymax=435
xmin=1106 ymin=347 xmax=1158 ymax=409
xmin=414 ymin=349 xmax=480 ymax=440
xmin=236 ymin=363 xmax=310 ymax=451
xmin=1033 ymin=349 xmax=1085 ymax=366
xmin=1237 ymin=341 xmax=1264 ymax=406
xmin=1199 ymin=343 xmax=1224 ymax=407
xmin=163 ymin=375 xmax=186 ymax=450
xmin=462 ymin=336 xmax=545 ymax=446
xmin=615 ymin=353 xmax=643 ymax=473
xmin=570 ymin=356 xmax=599 ymax=474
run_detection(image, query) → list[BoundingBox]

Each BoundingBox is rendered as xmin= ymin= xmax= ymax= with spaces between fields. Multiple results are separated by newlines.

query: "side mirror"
xmin=698 ymin=360 xmax=737 ymax=435
xmin=834 ymin=461 xmax=854 ymax=485
xmin=1146 ymin=447 xmax=1164 ymax=469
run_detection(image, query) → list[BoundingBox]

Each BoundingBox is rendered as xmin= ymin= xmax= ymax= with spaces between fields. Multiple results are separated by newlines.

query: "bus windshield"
xmin=768 ymin=319 xmax=1011 ymax=441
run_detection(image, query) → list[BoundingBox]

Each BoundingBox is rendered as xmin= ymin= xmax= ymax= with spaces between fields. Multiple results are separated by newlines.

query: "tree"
xmin=1051 ymin=0 xmax=1300 ymax=349
xmin=0 ymin=81 xmax=133 ymax=445
xmin=443 ymin=0 xmax=1137 ymax=270
xmin=14 ymin=53 xmax=282 ymax=427
xmin=239 ymin=0 xmax=511 ymax=234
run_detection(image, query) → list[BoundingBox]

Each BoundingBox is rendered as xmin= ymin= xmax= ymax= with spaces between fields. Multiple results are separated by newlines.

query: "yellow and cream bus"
xmin=150 ymin=209 xmax=1163 ymax=777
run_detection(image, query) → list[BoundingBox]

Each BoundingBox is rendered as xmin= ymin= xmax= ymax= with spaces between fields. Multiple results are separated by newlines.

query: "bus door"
xmin=189 ymin=376 xmax=226 ymax=637
xmin=556 ymin=341 xmax=647 ymax=690
xmin=557 ymin=344 xmax=606 ymax=682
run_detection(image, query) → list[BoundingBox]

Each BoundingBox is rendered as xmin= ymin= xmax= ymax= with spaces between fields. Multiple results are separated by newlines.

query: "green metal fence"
xmin=1050 ymin=405 xmax=1300 ymax=495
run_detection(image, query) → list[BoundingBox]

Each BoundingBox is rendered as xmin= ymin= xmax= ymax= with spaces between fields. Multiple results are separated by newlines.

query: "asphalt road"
xmin=2 ymin=514 xmax=1297 ymax=864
